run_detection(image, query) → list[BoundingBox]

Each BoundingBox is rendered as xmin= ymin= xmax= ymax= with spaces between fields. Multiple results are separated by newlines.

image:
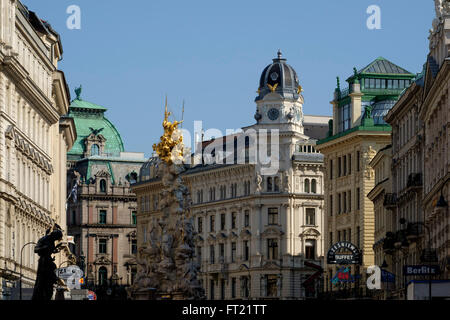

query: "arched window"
xmin=311 ymin=179 xmax=317 ymax=194
xmin=267 ymin=177 xmax=273 ymax=192
xmin=98 ymin=267 xmax=108 ymax=286
xmin=91 ymin=144 xmax=100 ymax=156
xmin=100 ymin=179 xmax=107 ymax=193
xmin=304 ymin=179 xmax=310 ymax=193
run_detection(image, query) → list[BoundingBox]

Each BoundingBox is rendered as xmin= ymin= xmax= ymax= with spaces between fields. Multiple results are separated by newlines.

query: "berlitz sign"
xmin=327 ymin=241 xmax=362 ymax=265
xmin=403 ymin=265 xmax=440 ymax=276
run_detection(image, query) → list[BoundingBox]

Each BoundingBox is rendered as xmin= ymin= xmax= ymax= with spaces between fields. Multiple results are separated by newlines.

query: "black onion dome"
xmin=256 ymin=50 xmax=301 ymax=101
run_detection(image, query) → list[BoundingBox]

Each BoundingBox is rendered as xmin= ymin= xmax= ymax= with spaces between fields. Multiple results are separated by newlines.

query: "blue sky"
xmin=22 ymin=0 xmax=434 ymax=156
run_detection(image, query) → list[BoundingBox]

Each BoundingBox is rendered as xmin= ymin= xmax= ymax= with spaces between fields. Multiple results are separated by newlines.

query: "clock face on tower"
xmin=267 ymin=108 xmax=279 ymax=121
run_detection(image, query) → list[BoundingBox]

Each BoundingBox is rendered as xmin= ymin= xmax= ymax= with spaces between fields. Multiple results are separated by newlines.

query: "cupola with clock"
xmin=254 ymin=50 xmax=305 ymax=134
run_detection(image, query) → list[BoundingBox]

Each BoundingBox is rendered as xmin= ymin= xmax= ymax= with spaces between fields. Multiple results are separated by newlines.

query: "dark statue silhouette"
xmin=32 ymin=224 xmax=67 ymax=300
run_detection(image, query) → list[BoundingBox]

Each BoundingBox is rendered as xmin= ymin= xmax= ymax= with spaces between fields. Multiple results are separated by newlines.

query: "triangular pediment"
xmin=262 ymin=260 xmax=280 ymax=269
xmin=239 ymin=229 xmax=251 ymax=239
xmin=95 ymin=169 xmax=111 ymax=178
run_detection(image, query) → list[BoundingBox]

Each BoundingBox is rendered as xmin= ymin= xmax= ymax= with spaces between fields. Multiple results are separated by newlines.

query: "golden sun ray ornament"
xmin=152 ymin=98 xmax=184 ymax=164
xmin=297 ymin=85 xmax=304 ymax=94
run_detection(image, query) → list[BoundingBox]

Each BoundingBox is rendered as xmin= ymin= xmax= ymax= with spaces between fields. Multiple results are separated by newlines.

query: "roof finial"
xmin=75 ymin=85 xmax=82 ymax=100
xmin=277 ymin=49 xmax=282 ymax=59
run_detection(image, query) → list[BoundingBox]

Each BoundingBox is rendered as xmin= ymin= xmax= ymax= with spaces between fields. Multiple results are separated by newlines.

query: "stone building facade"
xmin=0 ymin=1 xmax=76 ymax=299
xmin=133 ymin=52 xmax=331 ymax=300
xmin=369 ymin=2 xmax=450 ymax=300
xmin=420 ymin=2 xmax=450 ymax=283
xmin=316 ymin=58 xmax=415 ymax=297
xmin=66 ymin=90 xmax=146 ymax=298
xmin=367 ymin=145 xmax=393 ymax=299
xmin=382 ymin=70 xmax=425 ymax=299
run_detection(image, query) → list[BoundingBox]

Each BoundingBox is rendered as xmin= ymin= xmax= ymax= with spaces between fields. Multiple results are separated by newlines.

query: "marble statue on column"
xmin=128 ymin=100 xmax=205 ymax=300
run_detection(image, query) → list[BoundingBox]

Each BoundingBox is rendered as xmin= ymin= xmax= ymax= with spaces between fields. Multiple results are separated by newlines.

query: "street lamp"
xmin=20 ymin=242 xmax=36 ymax=300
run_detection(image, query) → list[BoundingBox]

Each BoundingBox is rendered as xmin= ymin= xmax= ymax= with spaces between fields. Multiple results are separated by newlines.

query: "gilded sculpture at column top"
xmin=152 ymin=99 xmax=184 ymax=164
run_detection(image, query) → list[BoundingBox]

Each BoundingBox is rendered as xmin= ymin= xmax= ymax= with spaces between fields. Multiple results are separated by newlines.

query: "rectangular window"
xmin=267 ymin=275 xmax=278 ymax=297
xmin=369 ymin=78 xmax=375 ymax=88
xmin=231 ymin=242 xmax=236 ymax=263
xmin=357 ymin=188 xmax=360 ymax=210
xmin=99 ymin=210 xmax=107 ymax=225
xmin=198 ymin=217 xmax=203 ymax=233
xmin=343 ymin=155 xmax=347 ymax=176
xmin=267 ymin=239 xmax=278 ymax=260
xmin=231 ymin=278 xmax=236 ymax=298
xmin=219 ymin=243 xmax=225 ymax=262
xmin=343 ymin=229 xmax=347 ymax=241
xmin=244 ymin=241 xmax=249 ymax=261
xmin=210 ymin=245 xmax=215 ymax=264
xmin=210 ymin=215 xmax=215 ymax=232
xmin=338 ymin=193 xmax=342 ymax=214
xmin=375 ymin=78 xmax=382 ymax=89
xmin=348 ymin=154 xmax=352 ymax=175
xmin=393 ymin=79 xmax=399 ymax=89
xmin=220 ymin=214 xmax=226 ymax=230
xmin=241 ymin=276 xmax=250 ymax=298
xmin=348 ymin=229 xmax=352 ymax=243
xmin=305 ymin=239 xmax=316 ymax=260
xmin=210 ymin=279 xmax=215 ymax=300
xmin=99 ymin=239 xmax=107 ymax=254
xmin=220 ymin=279 xmax=225 ymax=300
xmin=338 ymin=157 xmax=342 ymax=177
xmin=343 ymin=192 xmax=347 ymax=213
xmin=357 ymin=227 xmax=360 ymax=247
xmin=244 ymin=210 xmax=250 ymax=227
xmin=330 ymin=159 xmax=333 ymax=180
xmin=348 ymin=190 xmax=352 ymax=212
xmin=197 ymin=246 xmax=202 ymax=265
xmin=268 ymin=208 xmax=278 ymax=225
xmin=131 ymin=239 xmax=137 ymax=255
xmin=329 ymin=232 xmax=333 ymax=247
xmin=357 ymin=151 xmax=360 ymax=171
xmin=338 ymin=231 xmax=341 ymax=242
xmin=329 ymin=195 xmax=333 ymax=216
xmin=231 ymin=212 xmax=237 ymax=229
xmin=132 ymin=211 xmax=137 ymax=225
xmin=387 ymin=79 xmax=393 ymax=89
xmin=306 ymin=208 xmax=315 ymax=226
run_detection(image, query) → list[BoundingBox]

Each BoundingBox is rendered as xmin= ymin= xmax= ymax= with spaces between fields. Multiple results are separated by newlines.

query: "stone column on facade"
xmin=112 ymin=206 xmax=118 ymax=225
xmin=88 ymin=205 xmax=93 ymax=224
xmin=349 ymin=82 xmax=364 ymax=128
xmin=331 ymin=99 xmax=339 ymax=135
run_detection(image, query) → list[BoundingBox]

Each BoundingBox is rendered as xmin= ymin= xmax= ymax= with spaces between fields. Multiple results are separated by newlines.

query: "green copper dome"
xmin=67 ymin=87 xmax=124 ymax=160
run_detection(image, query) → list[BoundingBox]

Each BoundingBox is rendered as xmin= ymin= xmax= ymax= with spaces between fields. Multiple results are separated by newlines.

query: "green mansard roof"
xmin=67 ymin=88 xmax=125 ymax=160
